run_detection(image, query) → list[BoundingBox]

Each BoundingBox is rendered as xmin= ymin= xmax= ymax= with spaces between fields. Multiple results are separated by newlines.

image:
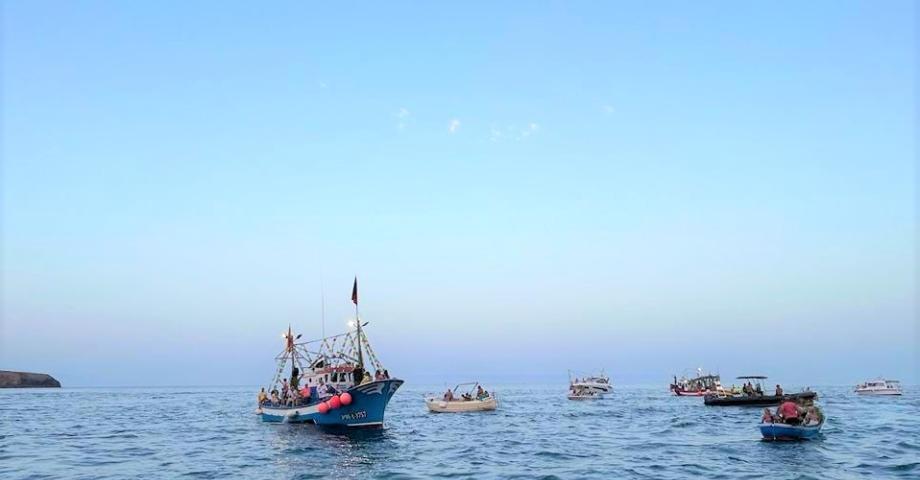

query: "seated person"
xmin=754 ymin=384 xmax=763 ymax=395
xmin=257 ymin=388 xmax=268 ymax=406
xmin=476 ymin=385 xmax=486 ymax=399
xmin=804 ymin=407 xmax=822 ymax=426
xmin=761 ymin=408 xmax=775 ymax=423
xmin=270 ymin=390 xmax=280 ymax=405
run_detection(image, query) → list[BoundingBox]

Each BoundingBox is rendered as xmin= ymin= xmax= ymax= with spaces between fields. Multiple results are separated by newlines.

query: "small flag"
xmin=351 ymin=277 xmax=358 ymax=305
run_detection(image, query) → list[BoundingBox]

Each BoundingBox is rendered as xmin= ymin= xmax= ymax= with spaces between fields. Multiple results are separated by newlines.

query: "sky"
xmin=1 ymin=1 xmax=917 ymax=387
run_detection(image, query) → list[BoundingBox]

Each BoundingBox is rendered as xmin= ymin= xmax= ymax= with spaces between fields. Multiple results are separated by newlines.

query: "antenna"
xmin=320 ymin=274 xmax=326 ymax=340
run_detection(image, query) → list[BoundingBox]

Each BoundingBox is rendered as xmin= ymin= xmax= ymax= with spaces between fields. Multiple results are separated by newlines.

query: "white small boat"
xmin=425 ymin=382 xmax=498 ymax=413
xmin=855 ymin=378 xmax=902 ymax=395
xmin=569 ymin=370 xmax=612 ymax=395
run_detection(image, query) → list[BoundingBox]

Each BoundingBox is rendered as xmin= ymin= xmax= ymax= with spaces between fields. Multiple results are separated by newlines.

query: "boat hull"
xmin=567 ymin=393 xmax=603 ymax=400
xmin=260 ymin=379 xmax=403 ymax=428
xmin=425 ymin=397 xmax=497 ymax=413
xmin=759 ymin=421 xmax=823 ymax=441
xmin=705 ymin=391 xmax=816 ymax=407
xmin=672 ymin=388 xmax=706 ymax=397
xmin=855 ymin=389 xmax=901 ymax=395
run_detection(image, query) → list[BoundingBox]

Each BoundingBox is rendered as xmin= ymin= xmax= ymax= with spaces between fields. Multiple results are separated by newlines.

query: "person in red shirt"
xmin=778 ymin=400 xmax=803 ymax=425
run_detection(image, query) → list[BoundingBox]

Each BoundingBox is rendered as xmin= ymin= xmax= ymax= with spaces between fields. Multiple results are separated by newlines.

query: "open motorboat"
xmin=759 ymin=396 xmax=825 ymax=440
xmin=569 ymin=370 xmax=612 ymax=395
xmin=670 ymin=368 xmax=722 ymax=396
xmin=425 ymin=382 xmax=498 ymax=413
xmin=704 ymin=376 xmax=816 ymax=406
xmin=855 ymin=378 xmax=902 ymax=395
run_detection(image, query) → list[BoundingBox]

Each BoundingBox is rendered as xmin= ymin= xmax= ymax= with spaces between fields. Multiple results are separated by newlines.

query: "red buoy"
xmin=329 ymin=395 xmax=342 ymax=409
xmin=317 ymin=401 xmax=329 ymax=414
xmin=340 ymin=392 xmax=353 ymax=406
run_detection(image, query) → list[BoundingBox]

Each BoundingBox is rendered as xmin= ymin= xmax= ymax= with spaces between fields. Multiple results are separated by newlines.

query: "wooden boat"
xmin=759 ymin=419 xmax=824 ymax=441
xmin=425 ymin=382 xmax=497 ymax=413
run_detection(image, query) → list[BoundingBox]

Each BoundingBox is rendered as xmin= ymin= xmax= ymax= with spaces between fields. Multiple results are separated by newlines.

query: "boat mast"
xmin=352 ymin=277 xmax=364 ymax=369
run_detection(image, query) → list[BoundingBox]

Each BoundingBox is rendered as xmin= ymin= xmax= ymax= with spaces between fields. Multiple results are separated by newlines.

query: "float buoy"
xmin=317 ymin=402 xmax=329 ymax=414
xmin=340 ymin=392 xmax=352 ymax=406
xmin=329 ymin=395 xmax=342 ymax=409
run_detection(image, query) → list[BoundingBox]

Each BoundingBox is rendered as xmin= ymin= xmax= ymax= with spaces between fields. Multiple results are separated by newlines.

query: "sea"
xmin=1 ymin=384 xmax=917 ymax=479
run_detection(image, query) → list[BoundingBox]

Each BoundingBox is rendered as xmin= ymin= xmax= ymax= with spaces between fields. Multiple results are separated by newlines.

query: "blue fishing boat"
xmin=258 ymin=278 xmax=403 ymax=428
xmin=759 ymin=420 xmax=824 ymax=441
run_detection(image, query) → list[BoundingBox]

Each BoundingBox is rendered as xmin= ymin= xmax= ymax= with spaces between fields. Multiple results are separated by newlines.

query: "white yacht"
xmin=855 ymin=378 xmax=902 ymax=396
xmin=569 ymin=370 xmax=612 ymax=395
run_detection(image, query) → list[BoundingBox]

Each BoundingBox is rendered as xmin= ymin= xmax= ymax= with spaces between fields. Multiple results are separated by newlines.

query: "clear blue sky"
xmin=1 ymin=1 xmax=916 ymax=386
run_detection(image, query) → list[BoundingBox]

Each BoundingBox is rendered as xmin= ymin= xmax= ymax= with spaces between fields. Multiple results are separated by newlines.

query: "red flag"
xmin=351 ymin=277 xmax=358 ymax=305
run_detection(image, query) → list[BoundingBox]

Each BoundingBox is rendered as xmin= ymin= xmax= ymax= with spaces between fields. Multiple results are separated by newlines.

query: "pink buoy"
xmin=340 ymin=392 xmax=352 ymax=406
xmin=317 ymin=401 xmax=329 ymax=414
xmin=329 ymin=395 xmax=342 ymax=409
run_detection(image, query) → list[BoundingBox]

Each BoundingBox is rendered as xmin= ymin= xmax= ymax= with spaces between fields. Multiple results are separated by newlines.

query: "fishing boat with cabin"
xmin=258 ymin=278 xmax=403 ymax=428
xmin=670 ymin=368 xmax=722 ymax=396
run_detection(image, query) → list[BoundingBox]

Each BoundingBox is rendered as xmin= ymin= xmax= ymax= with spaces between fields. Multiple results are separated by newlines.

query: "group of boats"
xmin=253 ymin=280 xmax=904 ymax=440
xmin=669 ymin=368 xmax=903 ymax=440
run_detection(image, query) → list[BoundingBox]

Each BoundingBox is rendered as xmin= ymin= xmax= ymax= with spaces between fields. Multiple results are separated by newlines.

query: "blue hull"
xmin=759 ymin=422 xmax=823 ymax=441
xmin=260 ymin=379 xmax=403 ymax=428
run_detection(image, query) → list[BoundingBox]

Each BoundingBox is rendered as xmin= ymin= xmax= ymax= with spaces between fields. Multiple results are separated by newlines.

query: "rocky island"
xmin=0 ymin=370 xmax=61 ymax=388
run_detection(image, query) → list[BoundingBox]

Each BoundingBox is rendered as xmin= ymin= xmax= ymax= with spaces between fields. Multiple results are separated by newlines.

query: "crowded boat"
xmin=425 ymin=382 xmax=498 ymax=412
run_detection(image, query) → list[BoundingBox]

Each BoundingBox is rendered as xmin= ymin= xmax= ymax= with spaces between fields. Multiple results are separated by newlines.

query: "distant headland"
xmin=0 ymin=370 xmax=61 ymax=388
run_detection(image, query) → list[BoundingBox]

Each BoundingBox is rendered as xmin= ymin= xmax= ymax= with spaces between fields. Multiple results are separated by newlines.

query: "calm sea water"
xmin=1 ymin=384 xmax=917 ymax=479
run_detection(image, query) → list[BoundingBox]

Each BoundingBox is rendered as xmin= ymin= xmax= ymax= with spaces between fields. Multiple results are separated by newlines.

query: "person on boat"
xmin=258 ymin=388 xmax=268 ymax=406
xmin=383 ymin=369 xmax=390 ymax=379
xmin=778 ymin=399 xmax=804 ymax=425
xmin=290 ymin=368 xmax=299 ymax=391
xmin=374 ymin=370 xmax=383 ymax=381
xmin=804 ymin=407 xmax=822 ymax=426
xmin=281 ymin=378 xmax=290 ymax=398
xmin=761 ymin=408 xmax=775 ymax=423
xmin=270 ymin=390 xmax=280 ymax=405
xmin=361 ymin=371 xmax=372 ymax=385
xmin=461 ymin=392 xmax=472 ymax=401
xmin=754 ymin=383 xmax=763 ymax=396
xmin=443 ymin=389 xmax=454 ymax=401
xmin=775 ymin=384 xmax=784 ymax=396
xmin=476 ymin=385 xmax=486 ymax=400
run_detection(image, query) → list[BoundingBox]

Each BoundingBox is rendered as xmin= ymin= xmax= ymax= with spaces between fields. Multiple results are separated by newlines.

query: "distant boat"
xmin=855 ymin=378 xmax=902 ymax=396
xmin=759 ymin=419 xmax=824 ymax=441
xmin=569 ymin=370 xmax=612 ymax=395
xmin=704 ymin=376 xmax=816 ymax=407
xmin=425 ymin=382 xmax=498 ymax=413
xmin=258 ymin=280 xmax=403 ymax=428
xmin=670 ymin=368 xmax=721 ymax=396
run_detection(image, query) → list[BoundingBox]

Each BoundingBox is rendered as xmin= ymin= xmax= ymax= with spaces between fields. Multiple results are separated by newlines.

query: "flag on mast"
xmin=351 ymin=277 xmax=358 ymax=305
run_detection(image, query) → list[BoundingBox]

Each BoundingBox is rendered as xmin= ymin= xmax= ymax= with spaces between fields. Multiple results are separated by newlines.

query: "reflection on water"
xmin=0 ymin=385 xmax=917 ymax=479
